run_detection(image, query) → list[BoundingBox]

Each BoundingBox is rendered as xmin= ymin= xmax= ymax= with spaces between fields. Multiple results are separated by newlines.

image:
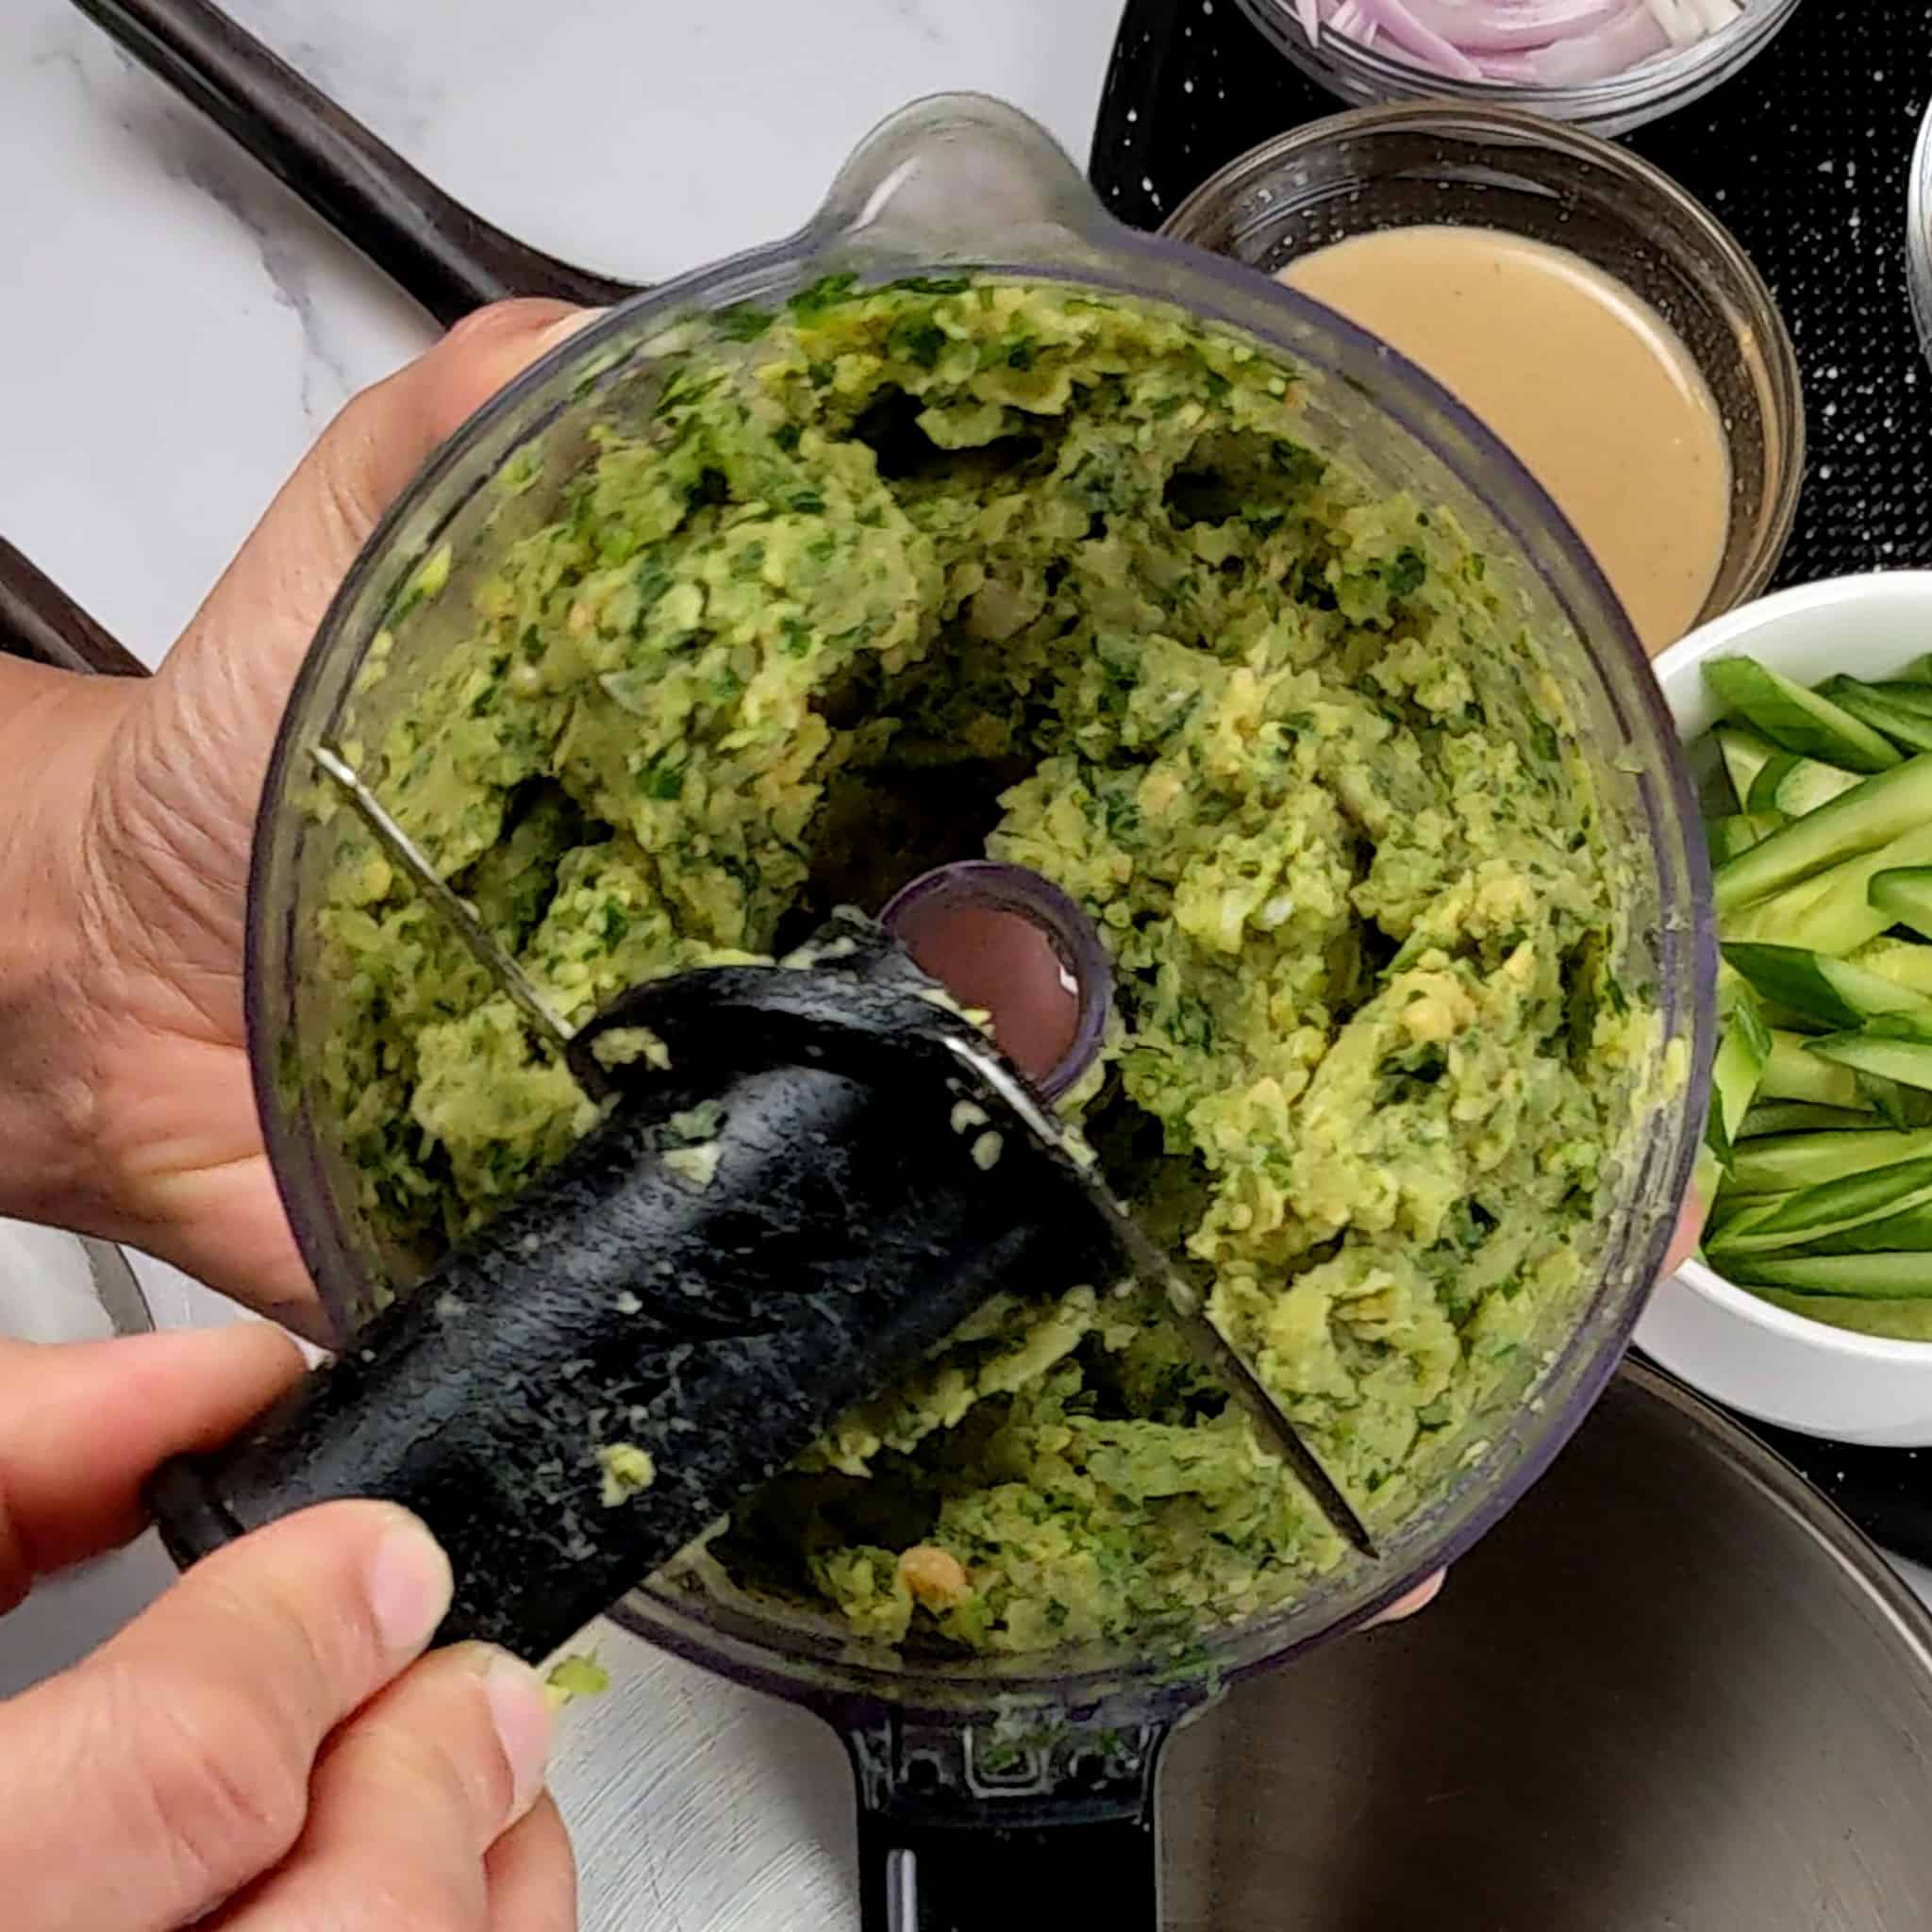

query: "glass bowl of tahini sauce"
xmin=1165 ymin=103 xmax=1803 ymax=659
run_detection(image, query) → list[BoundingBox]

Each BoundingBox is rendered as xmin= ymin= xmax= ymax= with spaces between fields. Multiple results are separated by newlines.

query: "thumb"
xmin=187 ymin=298 xmax=602 ymax=694
xmin=0 ymin=1326 xmax=304 ymax=1609
xmin=1667 ymin=1190 xmax=1702 ymax=1276
xmin=300 ymin=299 xmax=608 ymax=568
xmin=132 ymin=299 xmax=607 ymax=958
xmin=0 ymin=1500 xmax=452 ymax=1932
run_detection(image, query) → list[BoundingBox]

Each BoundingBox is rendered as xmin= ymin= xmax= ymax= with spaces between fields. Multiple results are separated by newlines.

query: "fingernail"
xmin=365 ymin=1508 xmax=454 ymax=1657
xmin=537 ymin=308 xmax=608 ymax=354
xmin=473 ymin=1649 xmax=555 ymax=1825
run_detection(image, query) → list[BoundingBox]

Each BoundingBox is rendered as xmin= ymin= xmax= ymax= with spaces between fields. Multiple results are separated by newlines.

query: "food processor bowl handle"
xmin=68 ymin=0 xmax=641 ymax=325
xmin=858 ymin=1816 xmax=1162 ymax=1930
xmin=845 ymin=1716 xmax=1171 ymax=1931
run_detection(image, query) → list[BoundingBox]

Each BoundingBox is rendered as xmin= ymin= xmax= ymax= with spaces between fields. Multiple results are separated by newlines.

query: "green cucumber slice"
xmin=1867 ymin=680 xmax=1932 ymax=719
xmin=1847 ymin=937 xmax=1932 ymax=995
xmin=1715 ymin=722 xmax=1779 ymax=813
xmin=1757 ymin=1031 xmax=1866 ymax=1110
xmin=1715 ymin=1151 xmax=1932 ymax=1259
xmin=1869 ymin=868 xmax=1932 ymax=942
xmin=1711 ymin=755 xmax=1932 ymax=916
xmin=1690 ymin=1142 xmax=1723 ymax=1236
xmin=1857 ymin=1070 xmax=1932 ymax=1131
xmin=1704 ymin=658 xmax=1903 ymax=772
xmin=1739 ymin=1102 xmax=1876 ymax=1136
xmin=1724 ymin=1252 xmax=1932 ymax=1299
xmin=1786 ymin=1202 xmax=1932 ymax=1255
xmin=1707 ymin=812 xmax=1785 ymax=867
xmin=1705 ymin=1152 xmax=1932 ymax=1257
xmin=1705 ymin=983 xmax=1772 ymax=1164
xmin=1720 ymin=942 xmax=1932 ymax=1029
xmin=1745 ymin=752 xmax=1864 ymax=818
xmin=1724 ymin=819 xmax=1932 ymax=956
xmin=1707 ymin=1191 xmax=1790 ymax=1239
xmin=1807 ymin=1025 xmax=1932 ymax=1093
xmin=1752 ymin=1289 xmax=1932 ymax=1338
xmin=1725 ymin=1127 xmax=1932 ymax=1195
xmin=1821 ymin=681 xmax=1932 ymax=755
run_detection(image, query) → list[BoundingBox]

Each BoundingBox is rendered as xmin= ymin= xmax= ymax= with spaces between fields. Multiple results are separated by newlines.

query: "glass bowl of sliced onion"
xmin=1241 ymin=0 xmax=1807 ymax=139
xmin=1908 ymin=97 xmax=1932 ymax=373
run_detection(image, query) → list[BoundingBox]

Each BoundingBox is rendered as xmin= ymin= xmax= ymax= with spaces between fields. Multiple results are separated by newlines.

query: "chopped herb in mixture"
xmin=319 ymin=279 xmax=1650 ymax=1655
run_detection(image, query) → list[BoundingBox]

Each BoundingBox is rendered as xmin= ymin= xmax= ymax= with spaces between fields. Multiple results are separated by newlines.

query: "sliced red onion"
xmin=1296 ymin=0 xmax=1746 ymax=85
xmin=1377 ymin=0 xmax=1632 ymax=53
xmin=1350 ymin=0 xmax=1486 ymax=78
xmin=1524 ymin=0 xmax=1670 ymax=81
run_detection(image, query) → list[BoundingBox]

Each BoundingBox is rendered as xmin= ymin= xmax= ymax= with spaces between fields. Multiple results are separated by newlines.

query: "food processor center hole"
xmin=878 ymin=861 xmax=1110 ymax=1102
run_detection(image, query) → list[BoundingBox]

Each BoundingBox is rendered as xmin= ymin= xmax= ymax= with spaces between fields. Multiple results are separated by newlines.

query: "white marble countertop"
xmin=8 ymin=4 xmax=1932 ymax=1925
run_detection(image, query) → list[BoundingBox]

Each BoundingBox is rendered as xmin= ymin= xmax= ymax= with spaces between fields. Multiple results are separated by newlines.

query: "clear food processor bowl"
xmin=246 ymin=90 xmax=1713 ymax=1909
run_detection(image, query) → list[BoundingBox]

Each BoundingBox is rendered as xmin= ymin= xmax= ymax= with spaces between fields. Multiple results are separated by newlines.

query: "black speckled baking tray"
xmin=1091 ymin=2 xmax=1932 ymax=1559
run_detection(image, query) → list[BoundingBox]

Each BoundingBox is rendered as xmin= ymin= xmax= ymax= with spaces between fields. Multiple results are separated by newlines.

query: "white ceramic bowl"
xmin=1638 ymin=573 xmax=1932 ymax=1445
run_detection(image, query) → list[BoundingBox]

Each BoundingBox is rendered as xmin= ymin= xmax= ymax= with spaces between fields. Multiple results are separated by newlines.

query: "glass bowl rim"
xmin=1233 ymin=0 xmax=1809 ymax=133
xmin=1158 ymin=98 xmax=1805 ymax=635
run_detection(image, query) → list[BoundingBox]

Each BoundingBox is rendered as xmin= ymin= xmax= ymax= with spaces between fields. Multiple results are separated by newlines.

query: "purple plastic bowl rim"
xmin=877 ymin=860 xmax=1113 ymax=1103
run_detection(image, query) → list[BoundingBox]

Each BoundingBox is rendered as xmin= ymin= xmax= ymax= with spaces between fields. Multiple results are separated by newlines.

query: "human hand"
xmin=1 ymin=301 xmax=599 ymax=1332
xmin=0 ymin=1324 xmax=572 ymax=1930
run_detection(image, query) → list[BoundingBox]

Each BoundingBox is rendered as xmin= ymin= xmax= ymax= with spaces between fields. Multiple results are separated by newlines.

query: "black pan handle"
xmin=70 ymin=0 xmax=641 ymax=326
xmin=0 ymin=536 xmax=148 ymax=678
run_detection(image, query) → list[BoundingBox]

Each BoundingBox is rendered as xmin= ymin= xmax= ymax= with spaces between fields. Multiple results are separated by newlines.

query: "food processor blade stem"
xmin=311 ymin=744 xmax=586 ymax=1075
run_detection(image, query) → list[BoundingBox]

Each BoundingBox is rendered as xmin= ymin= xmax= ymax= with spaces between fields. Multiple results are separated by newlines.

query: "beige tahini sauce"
xmin=1279 ymin=225 xmax=1731 ymax=656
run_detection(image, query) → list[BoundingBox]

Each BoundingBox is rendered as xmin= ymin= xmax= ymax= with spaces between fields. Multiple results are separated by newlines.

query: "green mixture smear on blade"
xmin=318 ymin=277 xmax=1649 ymax=1654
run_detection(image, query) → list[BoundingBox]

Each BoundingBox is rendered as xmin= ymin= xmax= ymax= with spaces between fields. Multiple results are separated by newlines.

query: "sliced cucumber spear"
xmin=1807 ymin=1021 xmax=1932 ymax=1096
xmin=1869 ymin=868 xmax=1932 ymax=943
xmin=1848 ymin=937 xmax=1932 ymax=996
xmin=1723 ymin=818 xmax=1932 ymax=956
xmin=1690 ymin=1143 xmax=1723 ymax=1241
xmin=1706 ymin=1192 xmax=1790 ymax=1242
xmin=1715 ymin=721 xmax=1779 ymax=813
xmin=1707 ymin=1153 xmax=1932 ymax=1257
xmin=1707 ymin=812 xmax=1784 ymax=867
xmin=1745 ymin=751 xmax=1864 ymax=818
xmin=1704 ymin=658 xmax=1903 ymax=773
xmin=1757 ymin=1030 xmax=1866 ymax=1110
xmin=1739 ymin=1102 xmax=1876 ymax=1136
xmin=1821 ymin=679 xmax=1932 ymax=755
xmin=1705 ymin=979 xmax=1772 ymax=1164
xmin=1723 ymin=1252 xmax=1932 ymax=1299
xmin=1724 ymin=1127 xmax=1932 ymax=1195
xmin=1710 ymin=754 xmax=1932 ymax=916
xmin=1865 ymin=680 xmax=1932 ymax=719
xmin=1721 ymin=942 xmax=1932 ymax=1030
xmin=1695 ymin=650 xmax=1932 ymax=1327
xmin=1779 ymin=1202 xmax=1932 ymax=1256
xmin=1857 ymin=1070 xmax=1932 ymax=1131
xmin=1755 ymin=1289 xmax=1932 ymax=1335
